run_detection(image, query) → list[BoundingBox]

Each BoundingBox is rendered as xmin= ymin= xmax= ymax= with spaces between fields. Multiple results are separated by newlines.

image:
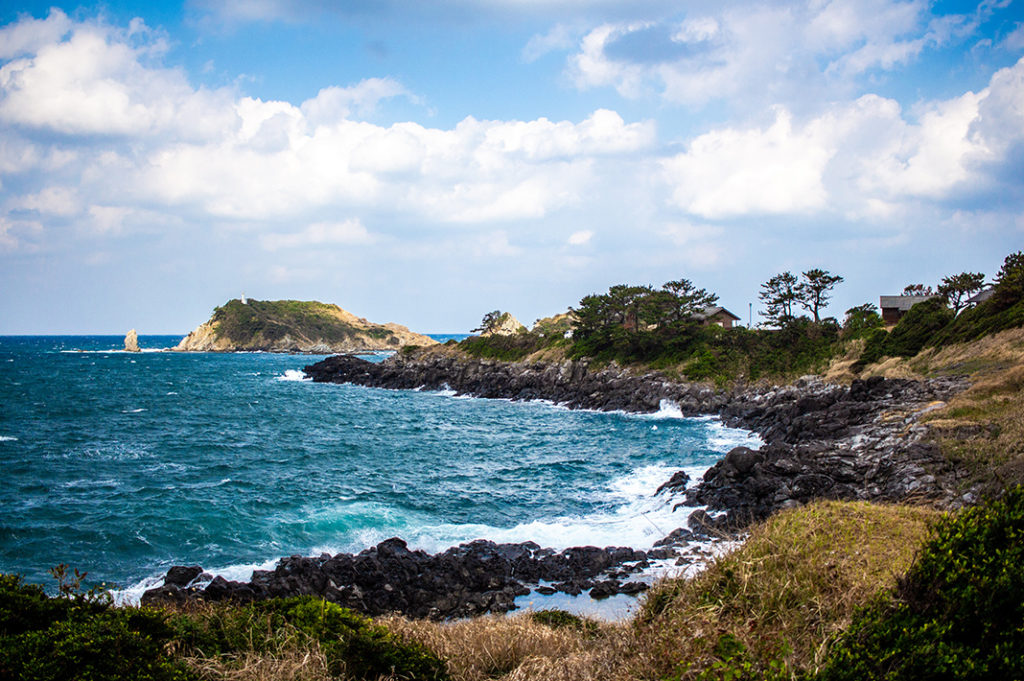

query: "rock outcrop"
xmin=142 ymin=538 xmax=664 ymax=619
xmin=482 ymin=312 xmax=527 ymax=336
xmin=174 ymin=299 xmax=437 ymax=353
xmin=124 ymin=329 xmax=140 ymax=352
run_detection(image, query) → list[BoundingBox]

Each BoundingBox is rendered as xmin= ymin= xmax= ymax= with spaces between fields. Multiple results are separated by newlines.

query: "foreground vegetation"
xmin=7 ymin=490 xmax=1024 ymax=680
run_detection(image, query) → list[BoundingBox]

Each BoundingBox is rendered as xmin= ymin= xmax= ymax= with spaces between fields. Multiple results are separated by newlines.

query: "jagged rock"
xmin=141 ymin=538 xmax=660 ymax=620
xmin=164 ymin=565 xmax=203 ymax=587
xmin=124 ymin=329 xmax=140 ymax=352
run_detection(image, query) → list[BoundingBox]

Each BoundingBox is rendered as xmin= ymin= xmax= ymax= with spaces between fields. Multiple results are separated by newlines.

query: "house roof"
xmin=700 ymin=306 xmax=741 ymax=321
xmin=966 ymin=288 xmax=995 ymax=304
xmin=879 ymin=294 xmax=940 ymax=311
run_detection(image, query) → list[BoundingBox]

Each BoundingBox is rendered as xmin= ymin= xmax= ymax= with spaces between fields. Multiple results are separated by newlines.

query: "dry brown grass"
xmin=630 ymin=500 xmax=937 ymax=679
xmin=820 ymin=339 xmax=867 ymax=384
xmin=372 ymin=501 xmax=937 ymax=681
xmin=184 ymin=648 xmax=333 ymax=681
xmin=381 ymin=613 xmax=633 ymax=681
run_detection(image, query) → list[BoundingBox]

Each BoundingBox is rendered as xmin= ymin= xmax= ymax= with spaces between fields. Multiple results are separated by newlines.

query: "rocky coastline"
xmin=144 ymin=351 xmax=968 ymax=619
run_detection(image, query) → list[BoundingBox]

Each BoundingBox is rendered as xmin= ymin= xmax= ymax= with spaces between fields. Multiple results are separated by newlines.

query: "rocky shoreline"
xmin=141 ymin=533 xmax=718 ymax=619
xmin=143 ymin=351 xmax=968 ymax=618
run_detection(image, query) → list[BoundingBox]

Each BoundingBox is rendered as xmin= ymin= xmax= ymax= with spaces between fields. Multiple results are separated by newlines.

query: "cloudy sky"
xmin=1 ymin=1 xmax=1021 ymax=334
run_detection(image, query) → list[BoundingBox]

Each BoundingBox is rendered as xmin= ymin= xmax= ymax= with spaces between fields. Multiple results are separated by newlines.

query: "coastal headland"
xmin=144 ymin=346 xmax=968 ymax=617
xmin=173 ymin=298 xmax=438 ymax=353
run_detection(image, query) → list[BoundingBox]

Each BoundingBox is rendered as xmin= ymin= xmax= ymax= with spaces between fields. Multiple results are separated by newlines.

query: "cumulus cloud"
xmin=566 ymin=0 xmax=985 ymax=107
xmin=0 ymin=12 xmax=655 ymax=248
xmin=661 ymin=57 xmax=1024 ymax=219
xmin=0 ymin=8 xmax=72 ymax=59
xmin=662 ymin=109 xmax=832 ymax=218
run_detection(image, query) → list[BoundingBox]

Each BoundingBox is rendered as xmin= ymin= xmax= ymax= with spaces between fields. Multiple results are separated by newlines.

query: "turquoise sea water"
xmin=0 ymin=336 xmax=758 ymax=600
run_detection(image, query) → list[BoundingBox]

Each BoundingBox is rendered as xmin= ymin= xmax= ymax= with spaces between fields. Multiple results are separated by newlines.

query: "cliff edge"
xmin=175 ymin=299 xmax=437 ymax=353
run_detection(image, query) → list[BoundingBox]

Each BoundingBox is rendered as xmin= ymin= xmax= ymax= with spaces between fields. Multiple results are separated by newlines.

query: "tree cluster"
xmin=569 ymin=279 xmax=718 ymax=358
xmin=759 ymin=269 xmax=844 ymax=327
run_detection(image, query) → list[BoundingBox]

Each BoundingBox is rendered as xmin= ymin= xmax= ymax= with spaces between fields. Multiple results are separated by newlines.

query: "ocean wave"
xmin=111 ymin=556 xmax=282 ymax=606
xmin=276 ymin=369 xmax=311 ymax=382
xmin=0 ymin=435 xmax=17 ymax=442
xmin=705 ymin=419 xmax=763 ymax=450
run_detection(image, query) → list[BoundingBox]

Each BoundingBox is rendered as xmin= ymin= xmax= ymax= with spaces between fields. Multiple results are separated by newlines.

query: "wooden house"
xmin=698 ymin=306 xmax=741 ymax=329
xmin=879 ymin=295 xmax=940 ymax=325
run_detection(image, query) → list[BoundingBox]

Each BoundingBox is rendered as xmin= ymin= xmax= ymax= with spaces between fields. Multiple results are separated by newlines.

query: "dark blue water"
xmin=0 ymin=336 xmax=757 ymax=598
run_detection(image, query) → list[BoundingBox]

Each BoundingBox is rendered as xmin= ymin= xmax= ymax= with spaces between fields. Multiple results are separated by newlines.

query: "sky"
xmin=0 ymin=0 xmax=1022 ymax=334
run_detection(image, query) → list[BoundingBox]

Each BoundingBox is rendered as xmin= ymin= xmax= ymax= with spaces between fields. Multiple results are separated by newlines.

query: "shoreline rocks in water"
xmin=142 ymin=537 xmax=715 ymax=619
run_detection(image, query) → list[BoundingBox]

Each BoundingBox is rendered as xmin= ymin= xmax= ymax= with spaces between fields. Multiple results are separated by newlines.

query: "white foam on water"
xmin=0 ymin=436 xmax=17 ymax=442
xmin=276 ymin=369 xmax=311 ymax=382
xmin=122 ymin=408 xmax=146 ymax=414
xmin=705 ymin=418 xmax=763 ymax=450
xmin=111 ymin=555 xmax=282 ymax=606
xmin=331 ymin=463 xmax=703 ymax=555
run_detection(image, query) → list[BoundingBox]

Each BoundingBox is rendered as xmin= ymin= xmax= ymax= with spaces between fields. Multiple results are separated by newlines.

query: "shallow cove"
xmin=0 ymin=336 xmax=758 ymax=609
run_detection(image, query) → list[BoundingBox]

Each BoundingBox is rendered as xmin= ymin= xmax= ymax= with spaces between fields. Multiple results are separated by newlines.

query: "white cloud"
xmin=0 ymin=216 xmax=42 ymax=252
xmin=523 ymin=24 xmax=579 ymax=62
xmin=661 ymin=57 xmax=1024 ymax=219
xmin=8 ymin=186 xmax=80 ymax=216
xmin=300 ymin=78 xmax=415 ymax=125
xmin=565 ymin=0 xmax=978 ymax=106
xmin=662 ymin=109 xmax=832 ymax=218
xmin=0 ymin=8 xmax=72 ymax=60
xmin=0 ymin=19 xmax=237 ymax=139
xmin=0 ymin=14 xmax=656 ymax=230
xmin=1004 ymin=23 xmax=1024 ymax=50
xmin=260 ymin=220 xmax=374 ymax=251
xmin=567 ymin=229 xmax=593 ymax=245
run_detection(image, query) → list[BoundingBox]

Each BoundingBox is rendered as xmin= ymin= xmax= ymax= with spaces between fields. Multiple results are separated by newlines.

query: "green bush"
xmin=0 ymin=574 xmax=192 ymax=681
xmin=529 ymin=609 xmax=599 ymax=637
xmin=815 ymin=487 xmax=1024 ymax=680
xmin=855 ymin=298 xmax=953 ymax=366
xmin=883 ymin=298 xmax=953 ymax=357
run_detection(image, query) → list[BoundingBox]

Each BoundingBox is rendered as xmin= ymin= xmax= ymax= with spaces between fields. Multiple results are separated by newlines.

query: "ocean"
xmin=0 ymin=335 xmax=758 ymax=612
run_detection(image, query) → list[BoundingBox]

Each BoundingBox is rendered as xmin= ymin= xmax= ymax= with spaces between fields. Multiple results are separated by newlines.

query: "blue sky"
xmin=1 ymin=0 xmax=1022 ymax=334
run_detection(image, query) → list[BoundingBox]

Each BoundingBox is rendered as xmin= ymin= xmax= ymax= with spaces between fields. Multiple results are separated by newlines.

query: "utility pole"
xmin=749 ymin=302 xmax=752 ymax=328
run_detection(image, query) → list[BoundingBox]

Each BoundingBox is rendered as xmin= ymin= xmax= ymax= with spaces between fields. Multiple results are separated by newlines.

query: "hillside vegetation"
xmin=174 ymin=299 xmax=437 ymax=353
xmin=453 ymin=251 xmax=1023 ymax=387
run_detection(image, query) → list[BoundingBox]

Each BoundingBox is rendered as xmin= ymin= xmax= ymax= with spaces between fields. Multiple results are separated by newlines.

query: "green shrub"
xmin=0 ymin=573 xmax=192 ymax=681
xmin=884 ymin=298 xmax=953 ymax=357
xmin=855 ymin=327 xmax=889 ymax=368
xmin=856 ymin=298 xmax=953 ymax=366
xmin=815 ymin=487 xmax=1024 ymax=680
xmin=529 ymin=609 xmax=599 ymax=637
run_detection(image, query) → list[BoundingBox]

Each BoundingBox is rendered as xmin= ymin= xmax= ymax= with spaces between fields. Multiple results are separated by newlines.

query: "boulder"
xmin=124 ymin=329 xmax=140 ymax=352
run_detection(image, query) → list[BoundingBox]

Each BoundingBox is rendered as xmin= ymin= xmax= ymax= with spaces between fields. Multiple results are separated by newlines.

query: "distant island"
xmin=174 ymin=298 xmax=438 ymax=353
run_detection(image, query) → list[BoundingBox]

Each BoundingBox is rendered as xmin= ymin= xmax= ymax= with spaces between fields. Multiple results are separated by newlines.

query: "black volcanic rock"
xmin=142 ymin=538 xmax=662 ymax=619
